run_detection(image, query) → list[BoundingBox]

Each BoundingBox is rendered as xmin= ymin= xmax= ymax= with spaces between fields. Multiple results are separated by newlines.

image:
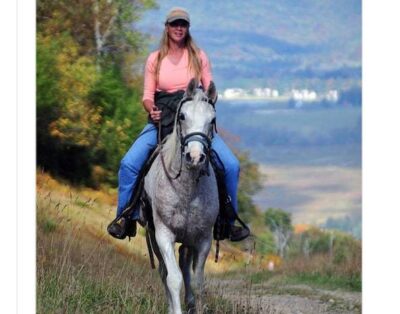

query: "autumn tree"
xmin=37 ymin=0 xmax=156 ymax=185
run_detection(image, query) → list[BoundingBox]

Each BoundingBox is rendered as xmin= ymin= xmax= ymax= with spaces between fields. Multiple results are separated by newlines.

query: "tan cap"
xmin=165 ymin=7 xmax=190 ymax=25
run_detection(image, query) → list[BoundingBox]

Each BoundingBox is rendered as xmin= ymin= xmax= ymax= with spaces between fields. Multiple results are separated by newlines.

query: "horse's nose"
xmin=185 ymin=152 xmax=192 ymax=163
xmin=199 ymin=153 xmax=206 ymax=163
xmin=184 ymin=151 xmax=206 ymax=166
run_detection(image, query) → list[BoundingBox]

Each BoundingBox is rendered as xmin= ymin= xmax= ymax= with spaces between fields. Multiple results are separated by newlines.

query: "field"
xmin=217 ymin=103 xmax=362 ymax=236
xmin=37 ymin=171 xmax=361 ymax=313
xmin=253 ymin=165 xmax=361 ymax=227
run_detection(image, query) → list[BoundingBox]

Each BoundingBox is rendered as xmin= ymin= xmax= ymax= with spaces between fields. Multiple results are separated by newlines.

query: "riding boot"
xmin=221 ymin=195 xmax=250 ymax=242
xmin=107 ymin=216 xmax=137 ymax=240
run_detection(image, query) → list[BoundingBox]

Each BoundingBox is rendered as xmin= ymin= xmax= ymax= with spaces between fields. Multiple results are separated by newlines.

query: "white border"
xmin=0 ymin=0 xmax=18 ymax=312
xmin=363 ymin=0 xmax=400 ymax=313
xmin=16 ymin=0 xmax=36 ymax=313
xmin=7 ymin=0 xmax=400 ymax=312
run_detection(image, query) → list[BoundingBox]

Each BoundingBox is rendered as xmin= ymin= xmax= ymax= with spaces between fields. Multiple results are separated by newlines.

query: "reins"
xmin=158 ymin=120 xmax=183 ymax=183
xmin=158 ymin=94 xmax=216 ymax=183
xmin=157 ymin=96 xmax=188 ymax=182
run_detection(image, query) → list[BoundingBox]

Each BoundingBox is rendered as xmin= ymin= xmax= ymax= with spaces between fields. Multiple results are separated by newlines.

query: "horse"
xmin=144 ymin=78 xmax=219 ymax=314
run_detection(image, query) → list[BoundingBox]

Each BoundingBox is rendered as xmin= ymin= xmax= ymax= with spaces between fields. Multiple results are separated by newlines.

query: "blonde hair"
xmin=155 ymin=28 xmax=202 ymax=83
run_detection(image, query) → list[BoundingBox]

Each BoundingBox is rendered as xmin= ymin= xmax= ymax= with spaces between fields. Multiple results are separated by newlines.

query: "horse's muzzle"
xmin=184 ymin=149 xmax=207 ymax=168
xmin=181 ymin=131 xmax=211 ymax=168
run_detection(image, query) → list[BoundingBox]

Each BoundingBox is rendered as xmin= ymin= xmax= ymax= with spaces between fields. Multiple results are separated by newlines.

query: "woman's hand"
xmin=150 ymin=105 xmax=162 ymax=122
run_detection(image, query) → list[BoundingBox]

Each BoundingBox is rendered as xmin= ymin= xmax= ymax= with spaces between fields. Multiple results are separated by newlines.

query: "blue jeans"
xmin=117 ymin=123 xmax=240 ymax=219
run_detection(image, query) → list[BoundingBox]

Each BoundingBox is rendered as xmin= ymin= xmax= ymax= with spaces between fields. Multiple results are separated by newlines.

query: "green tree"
xmin=264 ymin=208 xmax=293 ymax=257
xmin=237 ymin=151 xmax=263 ymax=222
xmin=256 ymin=231 xmax=276 ymax=256
xmin=36 ymin=0 xmax=156 ymax=185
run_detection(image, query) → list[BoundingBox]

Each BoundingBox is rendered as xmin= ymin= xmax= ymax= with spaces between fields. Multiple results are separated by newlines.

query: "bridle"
xmin=159 ymin=92 xmax=216 ymax=182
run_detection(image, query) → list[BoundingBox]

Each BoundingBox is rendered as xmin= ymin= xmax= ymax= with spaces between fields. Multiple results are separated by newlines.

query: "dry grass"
xmin=36 ymin=171 xmax=259 ymax=313
xmin=36 ymin=171 xmax=361 ymax=313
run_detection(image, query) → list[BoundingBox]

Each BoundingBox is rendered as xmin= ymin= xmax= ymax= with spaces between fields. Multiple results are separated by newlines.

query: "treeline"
xmin=255 ymin=207 xmax=361 ymax=262
xmin=37 ymin=0 xmax=156 ymax=186
xmin=254 ymin=207 xmax=361 ymax=288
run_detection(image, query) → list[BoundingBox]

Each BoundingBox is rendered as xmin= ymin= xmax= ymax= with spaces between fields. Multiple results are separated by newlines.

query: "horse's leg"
xmin=192 ymin=237 xmax=212 ymax=311
xmin=155 ymin=227 xmax=183 ymax=314
xmin=178 ymin=245 xmax=195 ymax=312
xmin=150 ymin=231 xmax=173 ymax=311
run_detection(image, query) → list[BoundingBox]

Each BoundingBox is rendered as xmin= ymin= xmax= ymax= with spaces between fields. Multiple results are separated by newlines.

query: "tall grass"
xmin=36 ymin=172 xmax=264 ymax=313
xmin=37 ymin=172 xmax=361 ymax=313
xmin=37 ymin=197 xmax=169 ymax=313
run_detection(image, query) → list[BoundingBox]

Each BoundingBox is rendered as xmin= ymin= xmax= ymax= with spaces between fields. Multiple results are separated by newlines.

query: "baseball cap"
xmin=165 ymin=7 xmax=190 ymax=25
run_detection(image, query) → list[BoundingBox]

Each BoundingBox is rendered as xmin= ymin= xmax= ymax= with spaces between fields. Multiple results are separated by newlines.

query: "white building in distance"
xmin=291 ymin=89 xmax=318 ymax=101
xmin=325 ymin=90 xmax=339 ymax=102
xmin=223 ymin=88 xmax=248 ymax=99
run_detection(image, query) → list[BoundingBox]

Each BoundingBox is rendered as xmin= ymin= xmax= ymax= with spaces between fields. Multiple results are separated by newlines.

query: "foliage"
xmin=89 ymin=68 xmax=147 ymax=185
xmin=36 ymin=0 xmax=264 ymax=226
xmin=264 ymin=208 xmax=292 ymax=233
xmin=236 ymin=151 xmax=263 ymax=223
xmin=264 ymin=208 xmax=293 ymax=257
xmin=255 ymin=231 xmax=276 ymax=256
xmin=36 ymin=0 xmax=156 ymax=185
xmin=286 ymin=226 xmax=362 ymax=283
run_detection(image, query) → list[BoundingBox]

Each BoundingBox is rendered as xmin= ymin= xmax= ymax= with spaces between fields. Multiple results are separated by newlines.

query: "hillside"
xmin=37 ymin=172 xmax=361 ymax=313
xmin=137 ymin=0 xmax=361 ymax=90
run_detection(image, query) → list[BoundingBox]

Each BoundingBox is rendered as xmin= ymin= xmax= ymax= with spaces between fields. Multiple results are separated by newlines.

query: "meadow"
xmin=37 ymin=171 xmax=361 ymax=313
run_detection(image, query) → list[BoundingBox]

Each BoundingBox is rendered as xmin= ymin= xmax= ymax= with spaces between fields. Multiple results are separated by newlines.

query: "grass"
xmin=283 ymin=272 xmax=361 ymax=291
xmin=242 ymin=253 xmax=361 ymax=292
xmin=36 ymin=172 xmax=255 ymax=313
xmin=37 ymin=200 xmax=179 ymax=313
xmin=36 ymin=171 xmax=361 ymax=313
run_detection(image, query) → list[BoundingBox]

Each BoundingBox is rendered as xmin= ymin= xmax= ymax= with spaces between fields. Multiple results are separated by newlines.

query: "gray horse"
xmin=144 ymin=79 xmax=219 ymax=314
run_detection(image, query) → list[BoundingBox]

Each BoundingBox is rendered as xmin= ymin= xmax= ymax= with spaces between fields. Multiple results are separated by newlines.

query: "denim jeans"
xmin=117 ymin=123 xmax=240 ymax=219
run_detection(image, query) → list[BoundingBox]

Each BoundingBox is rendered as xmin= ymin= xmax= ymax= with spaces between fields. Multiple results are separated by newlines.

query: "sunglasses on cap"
xmin=168 ymin=20 xmax=189 ymax=28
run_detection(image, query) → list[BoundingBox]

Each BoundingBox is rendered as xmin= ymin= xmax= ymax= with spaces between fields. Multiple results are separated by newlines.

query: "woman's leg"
xmin=211 ymin=134 xmax=240 ymax=214
xmin=117 ymin=123 xmax=158 ymax=218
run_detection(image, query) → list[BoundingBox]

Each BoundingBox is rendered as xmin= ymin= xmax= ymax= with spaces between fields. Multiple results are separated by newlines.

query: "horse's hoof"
xmin=186 ymin=299 xmax=196 ymax=314
xmin=187 ymin=307 xmax=196 ymax=314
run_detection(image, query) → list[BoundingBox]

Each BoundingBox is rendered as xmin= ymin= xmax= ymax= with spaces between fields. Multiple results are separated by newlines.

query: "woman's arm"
xmin=142 ymin=52 xmax=161 ymax=122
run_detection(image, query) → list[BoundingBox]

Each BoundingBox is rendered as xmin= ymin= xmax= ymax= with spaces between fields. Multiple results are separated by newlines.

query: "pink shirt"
xmin=142 ymin=49 xmax=213 ymax=102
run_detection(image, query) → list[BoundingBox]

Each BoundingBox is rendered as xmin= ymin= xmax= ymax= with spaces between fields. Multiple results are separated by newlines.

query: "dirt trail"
xmin=207 ymin=277 xmax=361 ymax=314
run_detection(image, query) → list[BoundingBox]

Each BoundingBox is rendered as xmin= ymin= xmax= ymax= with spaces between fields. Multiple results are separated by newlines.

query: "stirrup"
xmin=107 ymin=217 xmax=137 ymax=240
xmin=229 ymin=225 xmax=250 ymax=242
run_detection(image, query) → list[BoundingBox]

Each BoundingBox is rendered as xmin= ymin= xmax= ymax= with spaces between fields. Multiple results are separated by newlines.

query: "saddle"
xmin=107 ymin=144 xmax=248 ymax=242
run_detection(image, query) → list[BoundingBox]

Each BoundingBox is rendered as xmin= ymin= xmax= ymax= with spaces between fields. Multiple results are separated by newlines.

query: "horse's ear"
xmin=186 ymin=78 xmax=198 ymax=98
xmin=206 ymin=81 xmax=218 ymax=105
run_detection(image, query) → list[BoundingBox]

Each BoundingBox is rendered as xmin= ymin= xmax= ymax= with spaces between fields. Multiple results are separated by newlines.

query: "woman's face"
xmin=166 ymin=19 xmax=189 ymax=45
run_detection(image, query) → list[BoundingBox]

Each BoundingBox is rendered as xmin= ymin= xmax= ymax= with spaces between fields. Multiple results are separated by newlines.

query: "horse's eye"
xmin=179 ymin=113 xmax=185 ymax=121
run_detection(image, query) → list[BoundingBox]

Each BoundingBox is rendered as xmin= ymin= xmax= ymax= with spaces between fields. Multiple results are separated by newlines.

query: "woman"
xmin=108 ymin=7 xmax=249 ymax=242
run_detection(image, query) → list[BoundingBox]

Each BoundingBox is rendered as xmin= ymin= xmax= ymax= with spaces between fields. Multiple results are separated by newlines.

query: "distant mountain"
xmin=136 ymin=0 xmax=361 ymax=90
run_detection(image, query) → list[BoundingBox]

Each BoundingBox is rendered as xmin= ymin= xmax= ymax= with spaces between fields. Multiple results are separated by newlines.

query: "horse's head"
xmin=178 ymin=78 xmax=217 ymax=169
